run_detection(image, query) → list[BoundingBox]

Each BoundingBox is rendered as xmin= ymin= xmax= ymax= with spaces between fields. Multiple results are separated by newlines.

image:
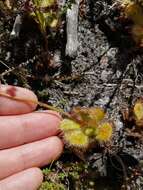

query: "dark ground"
xmin=0 ymin=0 xmax=143 ymax=189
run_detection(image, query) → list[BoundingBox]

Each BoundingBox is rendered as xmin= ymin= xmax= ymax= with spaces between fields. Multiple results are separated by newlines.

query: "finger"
xmin=0 ymin=168 xmax=43 ymax=190
xmin=0 ymin=85 xmax=38 ymax=115
xmin=0 ymin=111 xmax=61 ymax=149
xmin=0 ymin=136 xmax=63 ymax=180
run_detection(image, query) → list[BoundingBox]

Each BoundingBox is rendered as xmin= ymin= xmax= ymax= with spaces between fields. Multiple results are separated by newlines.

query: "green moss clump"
xmin=39 ymin=181 xmax=66 ymax=190
xmin=39 ymin=166 xmax=67 ymax=190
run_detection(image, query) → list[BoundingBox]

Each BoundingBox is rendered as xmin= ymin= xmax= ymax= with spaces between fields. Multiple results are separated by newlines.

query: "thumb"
xmin=0 ymin=168 xmax=43 ymax=190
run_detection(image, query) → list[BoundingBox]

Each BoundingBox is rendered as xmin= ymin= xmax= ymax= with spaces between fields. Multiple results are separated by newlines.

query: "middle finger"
xmin=0 ymin=111 xmax=61 ymax=149
xmin=0 ymin=136 xmax=63 ymax=180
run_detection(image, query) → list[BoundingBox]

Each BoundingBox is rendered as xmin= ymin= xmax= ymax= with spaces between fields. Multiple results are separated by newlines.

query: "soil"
xmin=0 ymin=0 xmax=143 ymax=189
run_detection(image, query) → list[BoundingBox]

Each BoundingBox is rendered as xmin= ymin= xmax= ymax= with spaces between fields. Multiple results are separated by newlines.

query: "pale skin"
xmin=0 ymin=85 xmax=63 ymax=190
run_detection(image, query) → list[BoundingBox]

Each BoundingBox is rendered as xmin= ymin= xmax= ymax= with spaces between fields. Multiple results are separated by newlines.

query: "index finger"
xmin=0 ymin=85 xmax=38 ymax=115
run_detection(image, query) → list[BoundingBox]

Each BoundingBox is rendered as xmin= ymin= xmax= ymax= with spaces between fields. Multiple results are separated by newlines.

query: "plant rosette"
xmin=120 ymin=0 xmax=143 ymax=46
xmin=59 ymin=111 xmax=114 ymax=151
xmin=133 ymin=98 xmax=143 ymax=128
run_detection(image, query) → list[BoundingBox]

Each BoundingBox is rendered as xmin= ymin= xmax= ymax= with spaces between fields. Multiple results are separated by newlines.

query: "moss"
xmin=39 ymin=167 xmax=67 ymax=190
xmin=39 ymin=161 xmax=89 ymax=190
xmin=39 ymin=181 xmax=66 ymax=190
xmin=42 ymin=168 xmax=52 ymax=176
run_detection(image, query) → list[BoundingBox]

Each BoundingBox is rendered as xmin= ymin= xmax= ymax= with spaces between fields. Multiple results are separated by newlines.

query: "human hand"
xmin=0 ymin=85 xmax=63 ymax=190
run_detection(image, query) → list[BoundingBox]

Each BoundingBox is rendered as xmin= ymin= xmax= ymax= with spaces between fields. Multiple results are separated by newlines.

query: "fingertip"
xmin=40 ymin=137 xmax=64 ymax=164
xmin=0 ymin=85 xmax=38 ymax=115
xmin=0 ymin=168 xmax=43 ymax=190
xmin=33 ymin=136 xmax=64 ymax=166
xmin=29 ymin=167 xmax=43 ymax=184
xmin=50 ymin=136 xmax=64 ymax=158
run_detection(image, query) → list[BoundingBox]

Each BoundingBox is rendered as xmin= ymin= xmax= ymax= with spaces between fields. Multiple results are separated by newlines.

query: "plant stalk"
xmin=0 ymin=92 xmax=71 ymax=118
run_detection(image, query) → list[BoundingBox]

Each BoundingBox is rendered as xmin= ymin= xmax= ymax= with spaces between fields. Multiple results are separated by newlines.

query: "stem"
xmin=0 ymin=92 xmax=71 ymax=118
